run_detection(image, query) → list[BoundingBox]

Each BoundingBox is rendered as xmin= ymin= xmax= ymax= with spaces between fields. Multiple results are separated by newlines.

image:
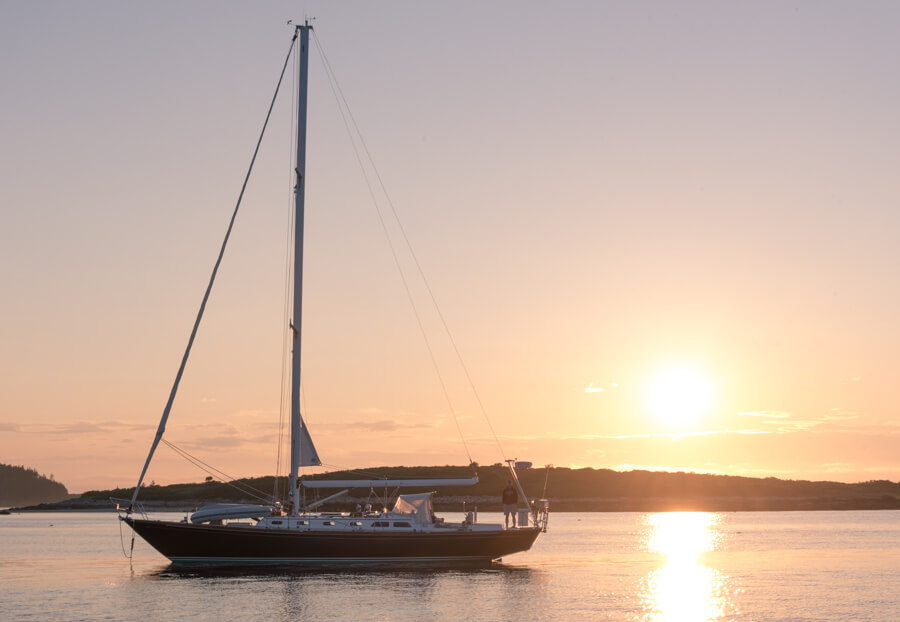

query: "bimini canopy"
xmin=390 ymin=492 xmax=434 ymax=525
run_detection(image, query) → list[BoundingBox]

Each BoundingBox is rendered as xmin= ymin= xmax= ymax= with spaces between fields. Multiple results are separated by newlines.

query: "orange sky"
xmin=1 ymin=2 xmax=898 ymax=492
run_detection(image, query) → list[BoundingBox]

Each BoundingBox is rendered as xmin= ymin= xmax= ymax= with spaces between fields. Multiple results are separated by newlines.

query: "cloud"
xmin=821 ymin=462 xmax=855 ymax=472
xmin=8 ymin=420 xmax=155 ymax=435
xmin=768 ymin=420 xmax=823 ymax=432
xmin=812 ymin=420 xmax=900 ymax=436
xmin=736 ymin=411 xmax=836 ymax=433
xmin=314 ymin=419 xmax=434 ymax=434
xmin=584 ymin=382 xmax=618 ymax=393
xmin=823 ymin=409 xmax=858 ymax=421
xmin=58 ymin=421 xmax=156 ymax=434
xmin=173 ymin=421 xmax=240 ymax=431
xmin=161 ymin=415 xmax=465 ymax=454
xmin=163 ymin=419 xmax=282 ymax=451
xmin=0 ymin=422 xmax=24 ymax=432
xmin=557 ymin=429 xmax=769 ymax=442
xmin=169 ymin=429 xmax=281 ymax=452
xmin=734 ymin=410 xmax=884 ymax=435
xmin=174 ymin=435 xmax=251 ymax=450
xmin=231 ymin=409 xmax=278 ymax=419
xmin=738 ymin=410 xmax=792 ymax=419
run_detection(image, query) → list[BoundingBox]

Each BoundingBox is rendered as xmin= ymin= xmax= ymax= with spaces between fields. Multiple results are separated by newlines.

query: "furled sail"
xmin=299 ymin=417 xmax=320 ymax=466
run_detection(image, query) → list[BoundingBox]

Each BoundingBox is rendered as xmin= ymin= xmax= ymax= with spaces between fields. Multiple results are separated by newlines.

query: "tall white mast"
xmin=289 ymin=22 xmax=317 ymax=516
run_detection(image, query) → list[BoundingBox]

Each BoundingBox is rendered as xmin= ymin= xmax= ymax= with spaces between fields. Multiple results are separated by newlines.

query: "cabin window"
xmin=350 ymin=521 xmax=362 ymax=527
xmin=296 ymin=521 xmax=308 ymax=526
xmin=271 ymin=520 xmax=283 ymax=525
xmin=372 ymin=521 xmax=389 ymax=527
xmin=323 ymin=521 xmax=334 ymax=526
xmin=392 ymin=521 xmax=411 ymax=528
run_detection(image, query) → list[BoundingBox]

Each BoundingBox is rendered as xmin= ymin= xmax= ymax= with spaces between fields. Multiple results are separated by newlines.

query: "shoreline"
xmin=7 ymin=496 xmax=899 ymax=513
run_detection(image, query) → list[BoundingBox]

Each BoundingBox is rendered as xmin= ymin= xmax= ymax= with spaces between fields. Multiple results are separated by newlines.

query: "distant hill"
xmin=0 ymin=463 xmax=69 ymax=507
xmin=69 ymin=465 xmax=900 ymax=512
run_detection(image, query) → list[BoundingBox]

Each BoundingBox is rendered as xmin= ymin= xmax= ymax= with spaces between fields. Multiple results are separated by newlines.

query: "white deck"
xmin=213 ymin=513 xmax=509 ymax=533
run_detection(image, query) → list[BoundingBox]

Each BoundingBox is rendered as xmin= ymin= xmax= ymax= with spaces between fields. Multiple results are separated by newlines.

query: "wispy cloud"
xmin=4 ymin=420 xmax=155 ymax=435
xmin=170 ymin=427 xmax=278 ymax=451
xmin=175 ymin=435 xmax=253 ymax=450
xmin=584 ymin=382 xmax=618 ymax=393
xmin=162 ymin=414 xmax=440 ymax=454
xmin=314 ymin=419 xmax=434 ymax=433
xmin=231 ymin=409 xmax=278 ymax=420
xmin=736 ymin=411 xmax=832 ymax=433
xmin=812 ymin=420 xmax=900 ymax=436
xmin=559 ymin=429 xmax=769 ymax=441
xmin=769 ymin=420 xmax=823 ymax=432
xmin=171 ymin=422 xmax=243 ymax=435
xmin=823 ymin=409 xmax=858 ymax=421
xmin=738 ymin=410 xmax=792 ymax=419
xmin=821 ymin=462 xmax=855 ymax=472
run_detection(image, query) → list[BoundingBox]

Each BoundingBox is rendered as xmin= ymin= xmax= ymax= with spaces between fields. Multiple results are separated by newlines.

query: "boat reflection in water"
xmin=637 ymin=512 xmax=741 ymax=622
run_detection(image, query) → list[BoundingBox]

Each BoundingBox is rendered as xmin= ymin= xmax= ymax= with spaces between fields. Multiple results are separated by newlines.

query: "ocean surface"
xmin=1 ymin=510 xmax=897 ymax=621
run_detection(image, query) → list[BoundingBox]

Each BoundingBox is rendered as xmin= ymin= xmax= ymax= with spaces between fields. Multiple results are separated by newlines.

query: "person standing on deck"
xmin=502 ymin=480 xmax=518 ymax=528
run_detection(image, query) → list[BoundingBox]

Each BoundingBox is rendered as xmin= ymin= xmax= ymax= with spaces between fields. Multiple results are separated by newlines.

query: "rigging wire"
xmin=274 ymin=38 xmax=301 ymax=504
xmin=310 ymin=30 xmax=472 ymax=466
xmin=162 ymin=439 xmax=274 ymax=504
xmin=129 ymin=30 xmax=301 ymax=509
xmin=311 ymin=29 xmax=507 ymax=463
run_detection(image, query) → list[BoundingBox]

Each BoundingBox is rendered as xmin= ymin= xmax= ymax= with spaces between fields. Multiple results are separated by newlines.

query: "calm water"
xmin=1 ymin=510 xmax=897 ymax=621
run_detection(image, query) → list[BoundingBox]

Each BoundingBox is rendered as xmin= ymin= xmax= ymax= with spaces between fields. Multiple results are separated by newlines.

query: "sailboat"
xmin=120 ymin=22 xmax=548 ymax=566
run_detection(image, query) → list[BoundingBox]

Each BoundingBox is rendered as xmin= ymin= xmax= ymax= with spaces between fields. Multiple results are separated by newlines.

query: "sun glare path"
xmin=636 ymin=513 xmax=740 ymax=622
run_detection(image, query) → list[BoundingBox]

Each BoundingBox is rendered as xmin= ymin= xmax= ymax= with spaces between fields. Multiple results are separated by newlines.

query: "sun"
xmin=646 ymin=366 xmax=713 ymax=425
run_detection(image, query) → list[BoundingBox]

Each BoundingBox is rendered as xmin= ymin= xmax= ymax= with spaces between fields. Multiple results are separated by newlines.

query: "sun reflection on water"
xmin=636 ymin=512 xmax=740 ymax=622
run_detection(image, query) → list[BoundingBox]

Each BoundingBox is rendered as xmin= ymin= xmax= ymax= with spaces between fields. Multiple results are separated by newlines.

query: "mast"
xmin=289 ymin=22 xmax=312 ymax=516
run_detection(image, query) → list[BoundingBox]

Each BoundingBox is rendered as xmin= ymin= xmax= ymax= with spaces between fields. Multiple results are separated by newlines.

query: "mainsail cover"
xmin=191 ymin=503 xmax=274 ymax=523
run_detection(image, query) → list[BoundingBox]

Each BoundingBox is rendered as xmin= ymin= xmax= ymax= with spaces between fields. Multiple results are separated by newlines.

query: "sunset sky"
xmin=2 ymin=1 xmax=898 ymax=493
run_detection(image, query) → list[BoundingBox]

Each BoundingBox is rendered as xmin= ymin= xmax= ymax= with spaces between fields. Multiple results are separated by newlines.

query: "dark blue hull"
xmin=124 ymin=517 xmax=540 ymax=566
